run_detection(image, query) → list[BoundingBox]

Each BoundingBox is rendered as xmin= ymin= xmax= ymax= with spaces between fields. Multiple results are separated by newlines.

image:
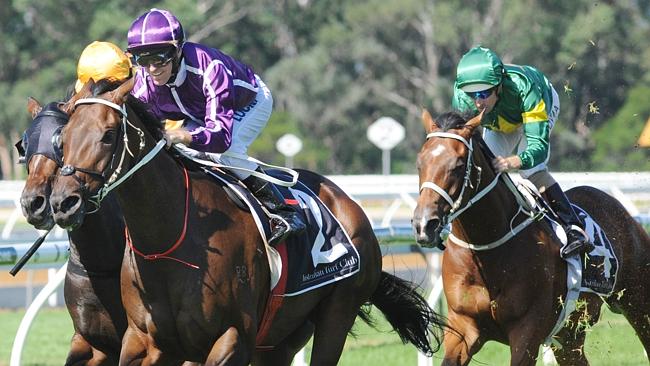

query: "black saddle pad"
xmin=203 ymin=168 xmax=361 ymax=296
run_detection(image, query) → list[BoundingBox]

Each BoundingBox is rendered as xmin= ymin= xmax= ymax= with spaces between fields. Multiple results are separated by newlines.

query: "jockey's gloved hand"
xmin=164 ymin=128 xmax=192 ymax=147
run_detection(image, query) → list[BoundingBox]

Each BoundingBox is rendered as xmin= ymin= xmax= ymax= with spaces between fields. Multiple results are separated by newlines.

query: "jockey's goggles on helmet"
xmin=131 ymin=46 xmax=177 ymax=68
xmin=466 ymin=86 xmax=495 ymax=100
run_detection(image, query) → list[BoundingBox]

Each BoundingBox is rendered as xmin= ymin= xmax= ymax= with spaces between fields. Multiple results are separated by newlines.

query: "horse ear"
xmin=110 ymin=77 xmax=135 ymax=104
xmin=27 ymin=97 xmax=42 ymax=118
xmin=465 ymin=109 xmax=485 ymax=130
xmin=421 ymin=108 xmax=439 ymax=133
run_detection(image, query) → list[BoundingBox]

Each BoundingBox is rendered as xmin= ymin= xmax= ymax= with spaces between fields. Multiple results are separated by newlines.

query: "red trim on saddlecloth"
xmin=255 ymin=240 xmax=289 ymax=348
xmin=284 ymin=198 xmax=299 ymax=205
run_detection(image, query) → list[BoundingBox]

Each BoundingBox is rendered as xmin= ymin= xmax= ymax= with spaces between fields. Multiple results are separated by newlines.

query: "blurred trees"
xmin=2 ymin=0 xmax=650 ymax=178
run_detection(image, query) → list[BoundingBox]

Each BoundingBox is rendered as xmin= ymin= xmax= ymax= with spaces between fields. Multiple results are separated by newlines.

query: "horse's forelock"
xmin=91 ymin=79 xmax=124 ymax=96
xmin=436 ymin=112 xmax=469 ymax=131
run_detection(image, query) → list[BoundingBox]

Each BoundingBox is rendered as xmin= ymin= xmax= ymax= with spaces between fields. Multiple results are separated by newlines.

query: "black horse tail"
xmin=360 ymin=271 xmax=445 ymax=356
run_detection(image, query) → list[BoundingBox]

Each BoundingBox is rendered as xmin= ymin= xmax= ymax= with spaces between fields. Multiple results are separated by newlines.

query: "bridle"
xmin=60 ymin=97 xmax=165 ymax=212
xmin=420 ymin=131 xmax=540 ymax=250
xmin=64 ymin=97 xmax=196 ymax=268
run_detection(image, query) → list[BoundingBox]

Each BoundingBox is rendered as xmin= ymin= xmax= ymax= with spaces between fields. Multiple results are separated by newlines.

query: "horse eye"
xmin=101 ymin=129 xmax=116 ymax=144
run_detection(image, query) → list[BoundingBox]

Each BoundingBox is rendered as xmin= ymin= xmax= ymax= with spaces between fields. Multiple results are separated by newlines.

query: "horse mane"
xmin=434 ymin=110 xmax=484 ymax=143
xmin=90 ymin=79 xmax=124 ymax=95
xmin=125 ymin=95 xmax=165 ymax=140
xmin=436 ymin=111 xmax=473 ymax=131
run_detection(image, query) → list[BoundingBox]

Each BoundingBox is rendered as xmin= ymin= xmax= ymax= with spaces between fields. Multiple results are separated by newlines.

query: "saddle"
xmin=171 ymin=150 xmax=361 ymax=294
xmin=515 ymin=180 xmax=619 ymax=295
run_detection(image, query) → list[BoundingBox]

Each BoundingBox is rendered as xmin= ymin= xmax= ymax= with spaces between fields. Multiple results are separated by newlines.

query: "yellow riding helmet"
xmin=75 ymin=41 xmax=132 ymax=92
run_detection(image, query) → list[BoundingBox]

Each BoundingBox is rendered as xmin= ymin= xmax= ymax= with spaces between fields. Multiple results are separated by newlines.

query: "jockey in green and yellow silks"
xmin=451 ymin=46 xmax=593 ymax=259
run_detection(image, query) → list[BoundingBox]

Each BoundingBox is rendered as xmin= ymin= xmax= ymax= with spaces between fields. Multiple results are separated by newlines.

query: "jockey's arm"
xmin=186 ymin=64 xmax=235 ymax=154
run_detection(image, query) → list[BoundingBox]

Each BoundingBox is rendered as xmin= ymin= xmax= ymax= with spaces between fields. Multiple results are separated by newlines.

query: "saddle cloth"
xmin=516 ymin=180 xmax=619 ymax=295
xmin=203 ymin=168 xmax=361 ymax=296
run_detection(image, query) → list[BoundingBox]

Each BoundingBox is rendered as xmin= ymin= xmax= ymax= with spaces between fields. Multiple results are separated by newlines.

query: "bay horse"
xmin=412 ymin=110 xmax=650 ymax=365
xmin=20 ymin=97 xmax=127 ymax=365
xmin=48 ymin=77 xmax=445 ymax=365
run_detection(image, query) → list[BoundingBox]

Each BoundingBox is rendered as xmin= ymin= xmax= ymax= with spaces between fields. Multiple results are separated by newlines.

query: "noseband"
xmin=420 ymin=131 xmax=539 ymax=250
xmin=61 ymin=97 xmax=165 ymax=211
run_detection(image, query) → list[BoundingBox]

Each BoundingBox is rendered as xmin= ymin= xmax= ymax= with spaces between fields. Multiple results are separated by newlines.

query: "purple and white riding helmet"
xmin=127 ymin=8 xmax=185 ymax=53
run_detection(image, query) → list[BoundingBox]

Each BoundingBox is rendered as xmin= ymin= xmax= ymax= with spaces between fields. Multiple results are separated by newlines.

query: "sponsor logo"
xmin=233 ymin=98 xmax=259 ymax=122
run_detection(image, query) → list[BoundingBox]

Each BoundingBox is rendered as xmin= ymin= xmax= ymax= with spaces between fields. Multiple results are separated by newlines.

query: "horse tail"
xmin=364 ymin=271 xmax=444 ymax=356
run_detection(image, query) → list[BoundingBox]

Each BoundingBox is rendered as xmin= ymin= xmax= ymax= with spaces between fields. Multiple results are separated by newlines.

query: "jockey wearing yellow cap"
xmin=74 ymin=41 xmax=182 ymax=131
xmin=74 ymin=41 xmax=133 ymax=92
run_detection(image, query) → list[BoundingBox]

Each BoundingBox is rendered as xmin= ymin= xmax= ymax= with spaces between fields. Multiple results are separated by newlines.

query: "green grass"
xmin=0 ymin=308 xmax=73 ymax=366
xmin=0 ymin=306 xmax=646 ymax=365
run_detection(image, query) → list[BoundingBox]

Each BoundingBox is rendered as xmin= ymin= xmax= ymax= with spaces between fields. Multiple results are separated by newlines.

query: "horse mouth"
xmin=20 ymin=195 xmax=56 ymax=230
xmin=413 ymin=219 xmax=443 ymax=248
xmin=51 ymin=193 xmax=86 ymax=230
xmin=416 ymin=232 xmax=443 ymax=248
xmin=26 ymin=214 xmax=56 ymax=231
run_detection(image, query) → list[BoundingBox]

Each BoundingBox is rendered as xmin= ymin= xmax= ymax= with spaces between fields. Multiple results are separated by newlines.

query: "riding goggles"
xmin=131 ymin=47 xmax=177 ymax=68
xmin=466 ymin=87 xmax=495 ymax=100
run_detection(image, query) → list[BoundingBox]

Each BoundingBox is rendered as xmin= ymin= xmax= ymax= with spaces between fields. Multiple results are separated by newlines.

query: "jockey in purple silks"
xmin=126 ymin=8 xmax=305 ymax=245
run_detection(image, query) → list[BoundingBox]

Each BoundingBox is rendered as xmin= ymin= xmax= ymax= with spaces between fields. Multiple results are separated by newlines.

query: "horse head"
xmin=412 ymin=109 xmax=483 ymax=248
xmin=19 ymin=97 xmax=70 ymax=229
xmin=50 ymin=78 xmax=137 ymax=230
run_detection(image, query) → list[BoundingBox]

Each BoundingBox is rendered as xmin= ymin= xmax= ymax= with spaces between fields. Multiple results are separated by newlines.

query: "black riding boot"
xmin=543 ymin=183 xmax=594 ymax=258
xmin=243 ymin=172 xmax=306 ymax=245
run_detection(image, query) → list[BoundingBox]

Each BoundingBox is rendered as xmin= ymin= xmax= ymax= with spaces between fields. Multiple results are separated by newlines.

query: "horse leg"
xmin=507 ymin=327 xmax=544 ymax=366
xmin=551 ymin=327 xmax=589 ymax=366
xmin=205 ymin=326 xmax=251 ymax=366
xmin=308 ymin=297 xmax=362 ymax=366
xmin=614 ymin=292 xmax=650 ymax=360
xmin=119 ymin=326 xmax=149 ymax=365
xmin=551 ymin=294 xmax=602 ymax=366
xmin=65 ymin=333 xmax=94 ymax=365
xmin=65 ymin=333 xmax=117 ymax=366
xmin=440 ymin=312 xmax=481 ymax=366
xmin=252 ymin=322 xmax=314 ymax=366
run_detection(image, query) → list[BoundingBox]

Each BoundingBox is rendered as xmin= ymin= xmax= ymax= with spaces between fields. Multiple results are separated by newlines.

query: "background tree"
xmin=3 ymin=0 xmax=650 ymax=178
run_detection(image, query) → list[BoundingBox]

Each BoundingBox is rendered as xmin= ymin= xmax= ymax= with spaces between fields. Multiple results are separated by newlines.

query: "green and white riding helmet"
xmin=455 ymin=46 xmax=506 ymax=93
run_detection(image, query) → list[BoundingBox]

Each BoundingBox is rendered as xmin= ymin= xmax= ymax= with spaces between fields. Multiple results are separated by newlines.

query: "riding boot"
xmin=243 ymin=172 xmax=306 ymax=245
xmin=542 ymin=183 xmax=594 ymax=258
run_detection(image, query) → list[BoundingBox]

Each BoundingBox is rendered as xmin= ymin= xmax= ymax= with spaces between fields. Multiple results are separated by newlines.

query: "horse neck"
xmin=110 ymin=108 xmax=194 ymax=254
xmin=452 ymin=141 xmax=522 ymax=242
xmin=68 ymin=194 xmax=125 ymax=273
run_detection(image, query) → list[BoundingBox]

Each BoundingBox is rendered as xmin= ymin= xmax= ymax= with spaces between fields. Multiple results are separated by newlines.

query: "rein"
xmin=421 ymin=131 xmax=540 ymax=250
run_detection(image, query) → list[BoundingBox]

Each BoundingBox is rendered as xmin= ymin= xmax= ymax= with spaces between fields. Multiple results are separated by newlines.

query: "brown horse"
xmin=412 ymin=110 xmax=650 ymax=365
xmin=20 ymin=98 xmax=127 ymax=365
xmin=48 ymin=77 xmax=445 ymax=365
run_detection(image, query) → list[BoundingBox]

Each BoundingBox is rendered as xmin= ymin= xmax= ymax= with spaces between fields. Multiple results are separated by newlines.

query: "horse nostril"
xmin=425 ymin=218 xmax=440 ymax=235
xmin=59 ymin=195 xmax=81 ymax=214
xmin=30 ymin=196 xmax=47 ymax=213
